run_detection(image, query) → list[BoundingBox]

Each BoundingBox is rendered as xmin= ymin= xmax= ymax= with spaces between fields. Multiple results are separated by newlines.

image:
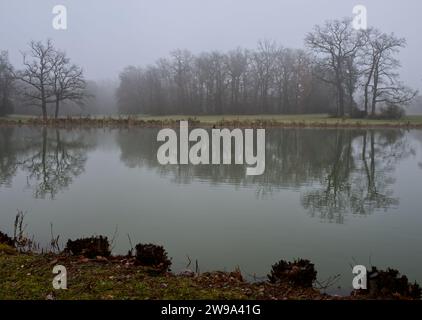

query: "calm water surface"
xmin=1 ymin=126 xmax=422 ymax=295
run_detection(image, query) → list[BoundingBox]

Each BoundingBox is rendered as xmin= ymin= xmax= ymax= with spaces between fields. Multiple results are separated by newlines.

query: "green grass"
xmin=0 ymin=250 xmax=325 ymax=300
xmin=0 ymin=251 xmax=244 ymax=300
xmin=135 ymin=114 xmax=422 ymax=125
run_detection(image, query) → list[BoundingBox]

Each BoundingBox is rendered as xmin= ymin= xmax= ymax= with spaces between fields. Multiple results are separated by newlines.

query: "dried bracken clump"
xmin=268 ymin=258 xmax=317 ymax=288
xmin=355 ymin=267 xmax=422 ymax=299
xmin=0 ymin=231 xmax=14 ymax=247
xmin=65 ymin=236 xmax=111 ymax=258
xmin=135 ymin=243 xmax=171 ymax=273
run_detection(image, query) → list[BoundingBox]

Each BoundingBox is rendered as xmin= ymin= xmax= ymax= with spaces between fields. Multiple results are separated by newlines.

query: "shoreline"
xmin=0 ymin=246 xmax=420 ymax=300
xmin=1 ymin=115 xmax=422 ymax=129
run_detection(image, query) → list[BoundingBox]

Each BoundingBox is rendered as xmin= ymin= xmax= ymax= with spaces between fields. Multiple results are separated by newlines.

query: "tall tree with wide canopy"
xmin=305 ymin=18 xmax=365 ymax=117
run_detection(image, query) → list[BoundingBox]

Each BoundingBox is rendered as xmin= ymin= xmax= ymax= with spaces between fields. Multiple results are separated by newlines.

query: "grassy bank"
xmin=0 ymin=247 xmax=326 ymax=300
xmin=133 ymin=114 xmax=422 ymax=127
xmin=1 ymin=238 xmax=421 ymax=300
xmin=1 ymin=114 xmax=422 ymax=128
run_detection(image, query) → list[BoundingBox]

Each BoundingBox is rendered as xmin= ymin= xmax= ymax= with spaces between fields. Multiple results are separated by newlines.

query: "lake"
xmin=1 ymin=126 xmax=422 ymax=295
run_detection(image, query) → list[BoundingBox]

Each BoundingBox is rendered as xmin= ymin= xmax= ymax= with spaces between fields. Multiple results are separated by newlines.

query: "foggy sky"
xmin=0 ymin=0 xmax=421 ymax=89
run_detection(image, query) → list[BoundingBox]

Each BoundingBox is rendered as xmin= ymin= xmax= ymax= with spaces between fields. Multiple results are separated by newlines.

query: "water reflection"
xmin=413 ymin=131 xmax=422 ymax=169
xmin=116 ymin=128 xmax=413 ymax=222
xmin=0 ymin=127 xmax=19 ymax=186
xmin=0 ymin=127 xmax=415 ymax=220
xmin=301 ymin=130 xmax=412 ymax=223
xmin=0 ymin=127 xmax=95 ymax=199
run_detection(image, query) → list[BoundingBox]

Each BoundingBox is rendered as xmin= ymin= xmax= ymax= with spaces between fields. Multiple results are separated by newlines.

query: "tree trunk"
xmin=55 ymin=99 xmax=60 ymax=119
xmin=335 ymin=59 xmax=345 ymax=117
xmin=283 ymin=80 xmax=290 ymax=114
xmin=371 ymin=64 xmax=379 ymax=116
xmin=337 ymin=83 xmax=345 ymax=117
xmin=364 ymin=64 xmax=375 ymax=116
xmin=371 ymin=86 xmax=377 ymax=116
xmin=0 ymin=95 xmax=7 ymax=116
xmin=364 ymin=83 xmax=370 ymax=116
xmin=40 ymin=83 xmax=47 ymax=121
xmin=41 ymin=100 xmax=47 ymax=121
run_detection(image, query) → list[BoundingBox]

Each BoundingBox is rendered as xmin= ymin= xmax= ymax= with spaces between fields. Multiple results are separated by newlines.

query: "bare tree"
xmin=291 ymin=50 xmax=313 ymax=113
xmin=50 ymin=51 xmax=87 ymax=118
xmin=305 ymin=18 xmax=365 ymax=117
xmin=15 ymin=40 xmax=57 ymax=120
xmin=15 ymin=40 xmax=87 ymax=120
xmin=252 ymin=40 xmax=277 ymax=113
xmin=170 ymin=49 xmax=195 ymax=113
xmin=274 ymin=47 xmax=294 ymax=113
xmin=361 ymin=29 xmax=416 ymax=115
xmin=344 ymin=54 xmax=360 ymax=115
xmin=225 ymin=48 xmax=249 ymax=113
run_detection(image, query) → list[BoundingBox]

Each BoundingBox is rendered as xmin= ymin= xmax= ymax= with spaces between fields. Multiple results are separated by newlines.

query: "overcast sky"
xmin=0 ymin=0 xmax=420 ymax=89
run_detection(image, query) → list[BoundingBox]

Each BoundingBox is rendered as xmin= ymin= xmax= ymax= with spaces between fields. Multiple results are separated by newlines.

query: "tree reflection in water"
xmin=0 ymin=127 xmax=19 ymax=186
xmin=301 ymin=130 xmax=412 ymax=223
xmin=0 ymin=127 xmax=95 ymax=199
xmin=0 ymin=127 xmax=413 ymax=221
xmin=117 ymin=128 xmax=413 ymax=223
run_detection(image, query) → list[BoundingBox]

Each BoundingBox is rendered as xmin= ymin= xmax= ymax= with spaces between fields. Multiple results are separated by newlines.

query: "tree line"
xmin=0 ymin=17 xmax=419 ymax=119
xmin=117 ymin=18 xmax=417 ymax=117
xmin=117 ymin=43 xmax=331 ymax=115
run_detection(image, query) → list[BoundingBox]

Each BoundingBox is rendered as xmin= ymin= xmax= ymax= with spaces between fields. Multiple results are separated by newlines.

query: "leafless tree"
xmin=15 ymin=40 xmax=86 ymax=120
xmin=225 ymin=48 xmax=249 ymax=113
xmin=252 ymin=40 xmax=278 ymax=113
xmin=15 ymin=40 xmax=57 ymax=120
xmin=50 ymin=51 xmax=87 ymax=118
xmin=361 ymin=29 xmax=416 ymax=115
xmin=305 ymin=18 xmax=365 ymax=116
xmin=274 ymin=47 xmax=294 ymax=113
